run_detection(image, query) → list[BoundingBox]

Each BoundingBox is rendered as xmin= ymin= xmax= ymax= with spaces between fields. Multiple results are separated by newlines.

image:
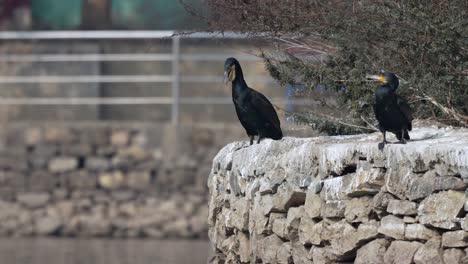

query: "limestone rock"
xmin=355 ymin=239 xmax=390 ymax=264
xmin=256 ymin=234 xmax=283 ymax=263
xmin=418 ymin=190 xmax=465 ymax=230
xmin=250 ymin=202 xmax=269 ymax=235
xmin=98 ymin=171 xmax=125 ymax=190
xmin=128 ymin=171 xmax=153 ymax=190
xmin=35 ymin=215 xmax=62 ymax=235
xmin=413 ymin=237 xmax=444 ymax=264
xmin=387 ymin=200 xmax=417 ymax=216
xmin=85 ymin=157 xmax=110 ymax=171
xmin=385 ymin=168 xmax=413 ymax=199
xmin=309 ymin=221 xmax=328 ymax=246
xmin=291 ymin=243 xmax=312 ymax=264
xmin=299 ymin=217 xmax=317 ymax=246
xmin=111 ymin=130 xmax=129 ymax=146
xmin=304 ymin=190 xmax=321 ymax=219
xmin=328 ymin=220 xmax=378 ymax=260
xmin=442 ymin=231 xmax=468 ymax=248
xmin=379 ymin=215 xmax=406 ymax=240
xmin=277 ymin=243 xmax=292 ymax=264
xmin=347 ymin=167 xmax=385 ymax=196
xmin=407 ymin=171 xmax=466 ymax=201
xmin=443 ymin=249 xmax=466 ymax=264
xmin=462 ymin=216 xmax=468 ymax=231
xmin=344 ymin=196 xmax=373 ymax=223
xmin=384 ymin=240 xmax=423 ymax=264
xmin=48 ymin=157 xmax=78 ymax=173
xmin=273 ymin=184 xmax=306 ymax=212
xmin=321 ymin=200 xmax=345 ymax=218
xmin=226 ymin=198 xmax=249 ymax=231
xmin=372 ymin=192 xmax=395 ymax=213
xmin=285 ymin=206 xmax=304 ymax=240
xmin=271 ymin=217 xmax=288 ymax=239
xmin=17 ymin=193 xmax=50 ymax=209
xmin=403 ymin=216 xmax=417 ymax=223
xmin=405 ymin=224 xmax=440 ymax=241
xmin=309 ymin=246 xmax=335 ymax=264
xmin=321 ymin=176 xmax=352 ymax=201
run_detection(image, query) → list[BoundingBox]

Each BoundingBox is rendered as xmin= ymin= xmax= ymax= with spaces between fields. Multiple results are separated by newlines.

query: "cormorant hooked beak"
xmin=223 ymin=65 xmax=236 ymax=84
xmin=223 ymin=71 xmax=229 ymax=84
xmin=366 ymin=74 xmax=387 ymax=83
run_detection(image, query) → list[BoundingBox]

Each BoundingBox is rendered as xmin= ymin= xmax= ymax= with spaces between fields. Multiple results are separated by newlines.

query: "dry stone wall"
xmin=208 ymin=127 xmax=468 ymax=263
xmin=0 ymin=122 xmax=244 ymax=238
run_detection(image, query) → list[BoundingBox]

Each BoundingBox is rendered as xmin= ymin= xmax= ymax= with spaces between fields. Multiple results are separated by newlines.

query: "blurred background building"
xmin=0 ymin=1 xmax=312 ymax=263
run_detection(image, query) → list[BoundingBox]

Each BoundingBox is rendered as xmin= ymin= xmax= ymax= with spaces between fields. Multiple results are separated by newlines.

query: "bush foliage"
xmin=197 ymin=0 xmax=468 ymax=133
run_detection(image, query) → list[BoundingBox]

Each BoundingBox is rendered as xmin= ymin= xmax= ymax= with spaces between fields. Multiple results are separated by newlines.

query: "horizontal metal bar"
xmin=0 ymin=75 xmax=173 ymax=83
xmin=0 ymin=97 xmax=174 ymax=105
xmin=0 ymin=53 xmax=261 ymax=62
xmin=0 ymin=75 xmax=276 ymax=84
xmin=0 ymin=54 xmax=174 ymax=62
xmin=0 ymin=97 xmax=311 ymax=105
xmin=0 ymin=31 xmax=251 ymax=40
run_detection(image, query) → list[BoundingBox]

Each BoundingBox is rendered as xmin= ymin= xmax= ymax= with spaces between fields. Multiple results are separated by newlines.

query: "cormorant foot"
xmin=396 ymin=139 xmax=407 ymax=144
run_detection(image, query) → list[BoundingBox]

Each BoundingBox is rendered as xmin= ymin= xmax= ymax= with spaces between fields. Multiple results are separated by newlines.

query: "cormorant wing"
xmin=233 ymin=101 xmax=256 ymax=135
xmin=396 ymin=95 xmax=413 ymax=131
xmin=249 ymin=88 xmax=281 ymax=130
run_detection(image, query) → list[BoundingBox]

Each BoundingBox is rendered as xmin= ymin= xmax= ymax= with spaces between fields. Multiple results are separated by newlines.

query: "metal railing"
xmin=0 ymin=31 xmax=296 ymax=124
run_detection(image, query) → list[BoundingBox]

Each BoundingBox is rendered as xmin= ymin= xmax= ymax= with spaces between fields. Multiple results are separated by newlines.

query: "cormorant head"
xmin=223 ymin=57 xmax=240 ymax=84
xmin=366 ymin=71 xmax=399 ymax=90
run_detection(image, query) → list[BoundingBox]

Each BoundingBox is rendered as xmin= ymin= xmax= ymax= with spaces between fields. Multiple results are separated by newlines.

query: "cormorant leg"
xmin=378 ymin=131 xmax=387 ymax=150
xmin=397 ymin=129 xmax=407 ymax=144
xmin=249 ymin=135 xmax=254 ymax=146
xmin=257 ymin=135 xmax=263 ymax=144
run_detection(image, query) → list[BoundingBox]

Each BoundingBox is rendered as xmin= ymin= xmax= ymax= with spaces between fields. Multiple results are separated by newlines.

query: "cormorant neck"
xmin=231 ymin=64 xmax=247 ymax=91
xmin=387 ymin=78 xmax=399 ymax=91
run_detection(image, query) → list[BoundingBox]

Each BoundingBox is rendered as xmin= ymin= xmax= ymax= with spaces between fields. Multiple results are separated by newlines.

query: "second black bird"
xmin=224 ymin=57 xmax=283 ymax=145
xmin=367 ymin=71 xmax=413 ymax=150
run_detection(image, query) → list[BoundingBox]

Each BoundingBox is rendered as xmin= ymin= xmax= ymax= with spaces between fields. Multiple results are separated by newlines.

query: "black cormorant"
xmin=366 ymin=71 xmax=412 ymax=150
xmin=224 ymin=57 xmax=283 ymax=145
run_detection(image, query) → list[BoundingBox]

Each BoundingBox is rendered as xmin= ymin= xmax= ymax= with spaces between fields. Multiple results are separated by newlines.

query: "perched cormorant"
xmin=223 ymin=57 xmax=283 ymax=145
xmin=366 ymin=71 xmax=412 ymax=150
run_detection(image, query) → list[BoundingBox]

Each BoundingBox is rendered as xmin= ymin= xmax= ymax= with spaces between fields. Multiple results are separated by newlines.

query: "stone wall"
xmin=208 ymin=127 xmax=468 ymax=263
xmin=0 ymin=122 xmax=245 ymax=238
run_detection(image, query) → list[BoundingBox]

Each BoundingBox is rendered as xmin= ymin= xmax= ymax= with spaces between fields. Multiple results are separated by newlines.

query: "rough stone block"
xmin=443 ymin=248 xmax=466 ymax=264
xmin=344 ymin=196 xmax=373 ymax=223
xmin=405 ymin=224 xmax=440 ymax=241
xmin=111 ymin=130 xmax=130 ymax=146
xmin=384 ymin=241 xmax=423 ymax=264
xmin=387 ymin=199 xmax=417 ymax=216
xmin=378 ymin=215 xmax=405 ymax=240
xmin=321 ymin=200 xmax=345 ymax=218
xmin=277 ymin=243 xmax=293 ymax=264
xmin=256 ymin=234 xmax=283 ymax=264
xmin=418 ymin=190 xmax=465 ymax=230
xmin=126 ymin=171 xmax=152 ymax=190
xmin=304 ymin=189 xmax=321 ymax=219
xmin=413 ymin=237 xmax=444 ymax=264
xmin=17 ymin=193 xmax=50 ymax=209
xmin=347 ymin=167 xmax=385 ymax=196
xmin=298 ymin=217 xmax=317 ymax=246
xmin=442 ymin=231 xmax=468 ymax=248
xmin=85 ymin=157 xmax=110 ymax=171
xmin=407 ymin=171 xmax=466 ymax=201
xmin=355 ymin=239 xmax=390 ymax=264
xmin=48 ymin=157 xmax=78 ymax=173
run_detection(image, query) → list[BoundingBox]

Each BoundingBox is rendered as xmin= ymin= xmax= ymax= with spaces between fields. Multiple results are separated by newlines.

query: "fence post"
xmin=171 ymin=36 xmax=181 ymax=125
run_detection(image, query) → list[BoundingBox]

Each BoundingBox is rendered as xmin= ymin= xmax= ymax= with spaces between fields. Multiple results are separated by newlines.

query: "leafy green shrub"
xmin=194 ymin=0 xmax=468 ymax=133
